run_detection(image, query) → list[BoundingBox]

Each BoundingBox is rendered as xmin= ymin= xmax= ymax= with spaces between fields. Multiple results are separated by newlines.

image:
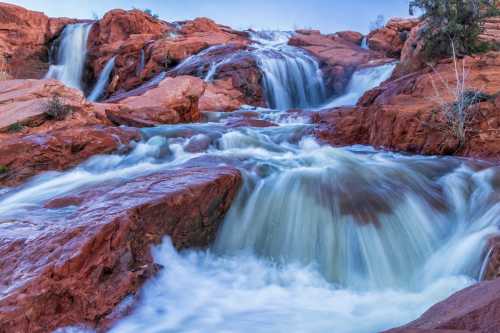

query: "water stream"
xmin=5 ymin=29 xmax=500 ymax=333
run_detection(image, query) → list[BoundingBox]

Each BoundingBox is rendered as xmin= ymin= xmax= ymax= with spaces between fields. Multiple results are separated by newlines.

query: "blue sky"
xmin=8 ymin=0 xmax=411 ymax=33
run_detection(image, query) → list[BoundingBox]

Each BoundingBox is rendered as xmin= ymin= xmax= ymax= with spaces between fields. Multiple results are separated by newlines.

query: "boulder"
xmin=106 ymin=76 xmax=205 ymax=127
xmin=392 ymin=21 xmax=427 ymax=78
xmin=200 ymin=79 xmax=246 ymax=112
xmin=384 ymin=278 xmax=500 ymax=333
xmin=367 ymin=18 xmax=420 ymax=58
xmin=0 ymin=79 xmax=91 ymax=132
xmin=0 ymin=165 xmax=242 ymax=332
xmin=0 ymin=125 xmax=140 ymax=187
xmin=336 ymin=31 xmax=364 ymax=45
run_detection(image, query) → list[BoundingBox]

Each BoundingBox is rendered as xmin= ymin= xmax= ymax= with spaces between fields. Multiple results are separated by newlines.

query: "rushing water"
xmin=4 ymin=29 xmax=500 ymax=333
xmin=87 ymin=56 xmax=116 ymax=102
xmin=45 ymin=23 xmax=93 ymax=91
xmin=250 ymin=31 xmax=327 ymax=109
xmin=323 ymin=62 xmax=396 ymax=108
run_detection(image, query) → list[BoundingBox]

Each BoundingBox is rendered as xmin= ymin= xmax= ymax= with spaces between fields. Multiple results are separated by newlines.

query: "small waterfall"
xmin=361 ymin=36 xmax=369 ymax=49
xmin=136 ymin=49 xmax=145 ymax=76
xmin=87 ymin=56 xmax=116 ymax=102
xmin=250 ymin=31 xmax=327 ymax=110
xmin=45 ymin=23 xmax=93 ymax=91
xmin=322 ymin=62 xmax=396 ymax=108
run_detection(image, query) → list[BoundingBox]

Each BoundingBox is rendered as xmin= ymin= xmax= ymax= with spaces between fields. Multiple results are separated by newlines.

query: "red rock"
xmin=367 ymin=18 xmax=419 ymax=58
xmin=384 ymin=278 xmax=500 ymax=333
xmin=225 ymin=118 xmax=278 ymax=128
xmin=0 ymin=79 xmax=90 ymax=132
xmin=393 ymin=21 xmax=427 ymax=78
xmin=106 ymin=76 xmax=205 ymax=127
xmin=314 ymin=52 xmax=500 ymax=160
xmin=336 ymin=31 xmax=364 ymax=45
xmin=200 ymin=79 xmax=246 ymax=112
xmin=0 ymin=165 xmax=242 ymax=332
xmin=0 ymin=125 xmax=140 ymax=187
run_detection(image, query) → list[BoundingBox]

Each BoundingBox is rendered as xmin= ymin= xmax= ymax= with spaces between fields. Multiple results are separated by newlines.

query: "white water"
xmin=323 ymin=62 xmax=396 ymax=108
xmin=251 ymin=31 xmax=327 ymax=110
xmin=87 ymin=56 xmax=116 ymax=102
xmin=3 ymin=31 xmax=500 ymax=333
xmin=45 ymin=23 xmax=93 ymax=91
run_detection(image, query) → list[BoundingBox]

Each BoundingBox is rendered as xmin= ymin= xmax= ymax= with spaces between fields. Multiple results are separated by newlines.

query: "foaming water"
xmin=87 ymin=56 xmax=116 ymax=102
xmin=1 ymin=112 xmax=499 ymax=332
xmin=323 ymin=62 xmax=396 ymax=108
xmin=250 ymin=31 xmax=327 ymax=109
xmin=45 ymin=23 xmax=93 ymax=91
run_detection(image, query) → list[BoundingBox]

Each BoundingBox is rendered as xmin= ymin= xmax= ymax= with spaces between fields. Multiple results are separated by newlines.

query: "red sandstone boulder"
xmin=200 ymin=79 xmax=246 ymax=112
xmin=367 ymin=18 xmax=420 ymax=58
xmin=336 ymin=31 xmax=364 ymax=45
xmin=106 ymin=76 xmax=205 ymax=127
xmin=384 ymin=278 xmax=500 ymax=333
xmin=289 ymin=30 xmax=390 ymax=96
xmin=0 ymin=125 xmax=140 ymax=187
xmin=0 ymin=165 xmax=242 ymax=332
xmin=393 ymin=21 xmax=428 ymax=78
xmin=0 ymin=79 xmax=91 ymax=132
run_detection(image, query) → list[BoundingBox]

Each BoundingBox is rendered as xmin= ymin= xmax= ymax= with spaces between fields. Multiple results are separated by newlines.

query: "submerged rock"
xmin=0 ymin=165 xmax=242 ymax=332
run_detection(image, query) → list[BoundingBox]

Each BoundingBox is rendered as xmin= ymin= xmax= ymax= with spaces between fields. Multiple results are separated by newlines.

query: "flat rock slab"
xmin=0 ymin=165 xmax=242 ymax=332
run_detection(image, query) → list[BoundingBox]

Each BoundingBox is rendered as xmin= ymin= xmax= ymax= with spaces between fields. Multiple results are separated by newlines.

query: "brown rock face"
xmin=314 ymin=52 xmax=500 ymax=160
xmin=106 ymin=76 xmax=205 ymax=127
xmin=0 ymin=3 xmax=79 ymax=79
xmin=0 ymin=165 xmax=242 ymax=332
xmin=289 ymin=30 xmax=391 ymax=96
xmin=384 ymin=278 xmax=500 ymax=333
xmin=367 ymin=18 xmax=419 ymax=58
xmin=0 ymin=125 xmax=140 ymax=187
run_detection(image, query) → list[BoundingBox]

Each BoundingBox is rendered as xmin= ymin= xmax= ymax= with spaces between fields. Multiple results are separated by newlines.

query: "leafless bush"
xmin=428 ymin=41 xmax=490 ymax=149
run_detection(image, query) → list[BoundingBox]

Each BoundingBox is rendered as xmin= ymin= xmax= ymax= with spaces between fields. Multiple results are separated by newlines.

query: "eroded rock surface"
xmin=0 ymin=165 xmax=242 ymax=333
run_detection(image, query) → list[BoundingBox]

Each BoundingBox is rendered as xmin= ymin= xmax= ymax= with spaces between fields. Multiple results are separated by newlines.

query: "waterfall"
xmin=250 ymin=31 xmax=327 ymax=110
xmin=87 ymin=56 xmax=116 ymax=102
xmin=322 ymin=62 xmax=396 ymax=108
xmin=361 ymin=36 xmax=369 ymax=49
xmin=45 ymin=23 xmax=93 ymax=91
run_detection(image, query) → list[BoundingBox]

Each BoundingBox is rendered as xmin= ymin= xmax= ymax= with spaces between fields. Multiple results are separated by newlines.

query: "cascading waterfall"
xmin=87 ymin=56 xmax=116 ymax=102
xmin=45 ymin=23 xmax=93 ymax=91
xmin=251 ymin=31 xmax=327 ymax=109
xmin=4 ymin=28 xmax=500 ymax=333
xmin=322 ymin=62 xmax=396 ymax=108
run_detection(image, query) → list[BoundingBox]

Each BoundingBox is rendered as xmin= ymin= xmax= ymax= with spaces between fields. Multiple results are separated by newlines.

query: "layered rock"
xmin=0 ymin=165 xmax=242 ymax=332
xmin=0 ymin=3 xmax=80 ymax=79
xmin=106 ymin=76 xmax=205 ymax=127
xmin=315 ymin=52 xmax=500 ymax=160
xmin=367 ymin=18 xmax=419 ymax=58
xmin=87 ymin=13 xmax=250 ymax=99
xmin=289 ymin=30 xmax=391 ymax=96
xmin=0 ymin=125 xmax=139 ymax=187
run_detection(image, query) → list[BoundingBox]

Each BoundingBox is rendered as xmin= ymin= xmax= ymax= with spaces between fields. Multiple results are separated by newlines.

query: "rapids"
xmin=4 ymin=29 xmax=500 ymax=333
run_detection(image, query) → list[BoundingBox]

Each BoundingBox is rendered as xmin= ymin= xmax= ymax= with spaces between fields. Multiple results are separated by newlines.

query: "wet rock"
xmin=225 ymin=118 xmax=278 ymax=128
xmin=0 ymin=165 xmax=242 ymax=332
xmin=0 ymin=125 xmax=140 ymax=187
xmin=367 ymin=18 xmax=419 ymax=58
xmin=384 ymin=278 xmax=500 ymax=333
xmin=200 ymin=79 xmax=247 ymax=112
xmin=106 ymin=76 xmax=205 ymax=127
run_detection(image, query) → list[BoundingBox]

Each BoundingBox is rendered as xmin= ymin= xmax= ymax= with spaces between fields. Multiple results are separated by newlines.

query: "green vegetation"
xmin=409 ymin=0 xmax=499 ymax=59
xmin=44 ymin=95 xmax=72 ymax=121
xmin=7 ymin=122 xmax=24 ymax=133
xmin=133 ymin=7 xmax=160 ymax=19
xmin=0 ymin=165 xmax=8 ymax=174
